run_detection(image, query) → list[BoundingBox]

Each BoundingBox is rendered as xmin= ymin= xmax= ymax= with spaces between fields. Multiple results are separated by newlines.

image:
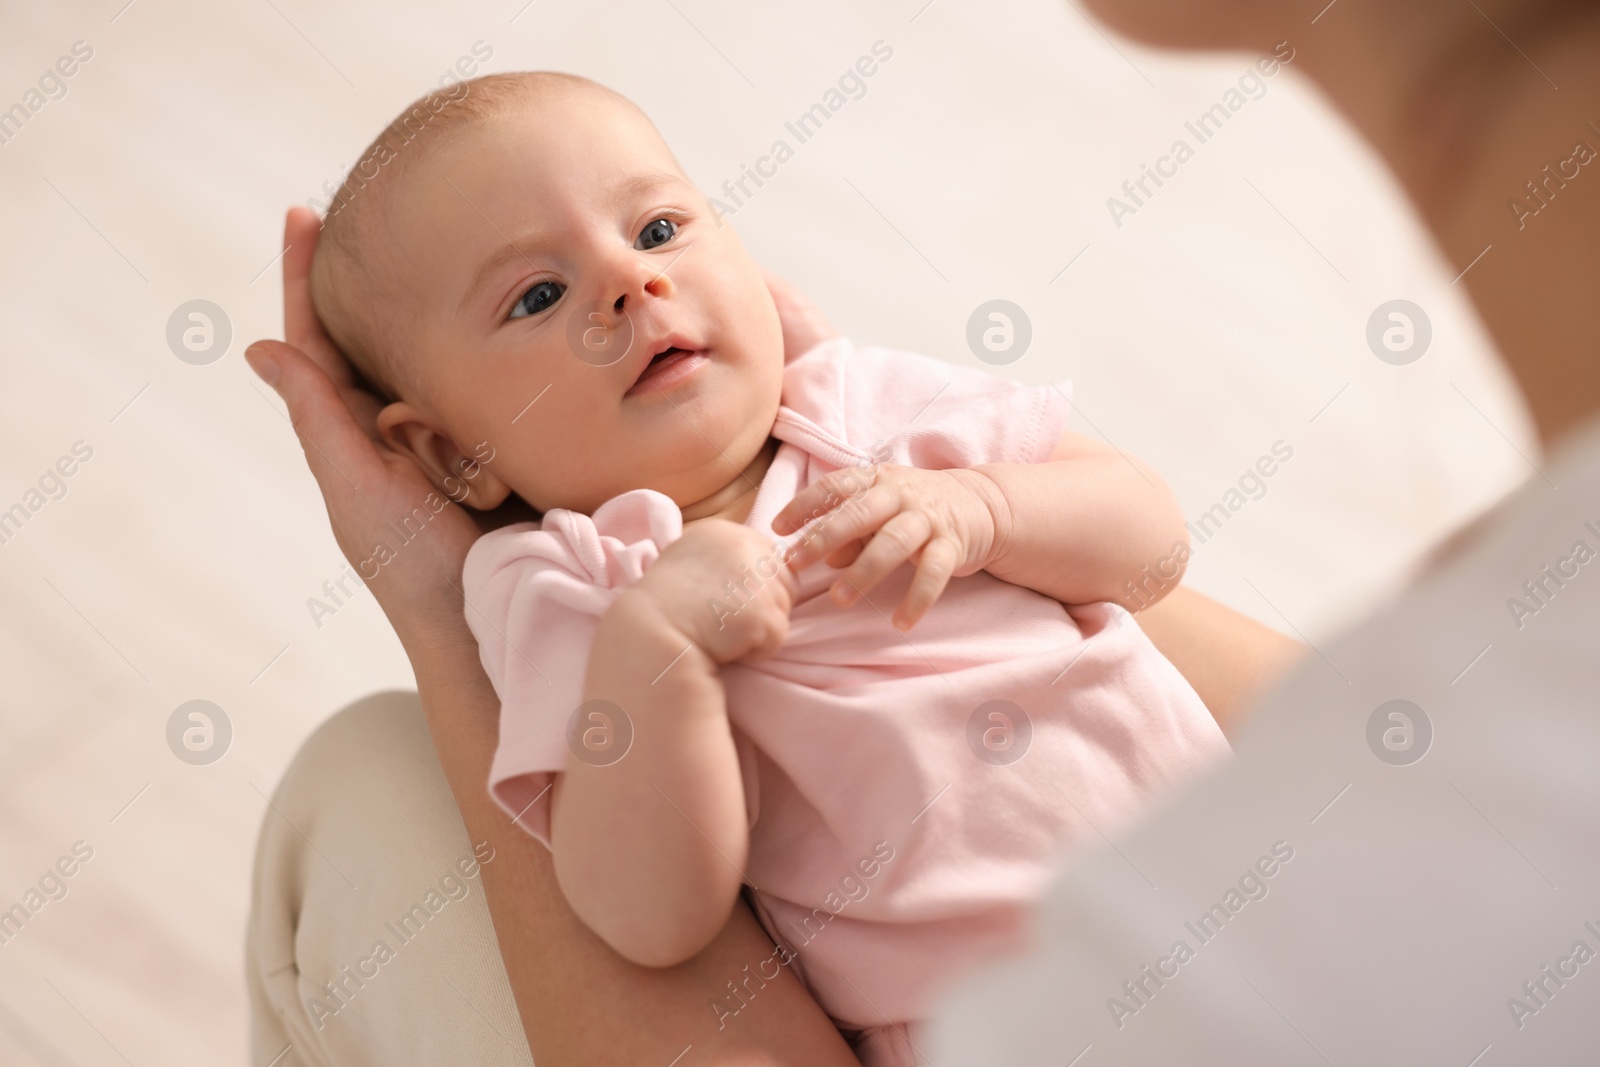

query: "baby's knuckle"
xmin=880 ymin=525 xmax=916 ymax=553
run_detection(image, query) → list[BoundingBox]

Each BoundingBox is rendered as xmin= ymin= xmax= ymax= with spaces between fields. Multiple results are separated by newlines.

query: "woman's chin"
xmin=1075 ymin=0 xmax=1267 ymax=54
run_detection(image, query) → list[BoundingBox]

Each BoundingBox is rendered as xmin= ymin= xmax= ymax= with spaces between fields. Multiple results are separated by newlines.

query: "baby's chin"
xmin=613 ymin=367 xmax=780 ymax=503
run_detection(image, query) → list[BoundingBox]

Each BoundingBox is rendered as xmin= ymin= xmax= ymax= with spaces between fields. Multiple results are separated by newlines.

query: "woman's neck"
xmin=1296 ymin=0 xmax=1600 ymax=449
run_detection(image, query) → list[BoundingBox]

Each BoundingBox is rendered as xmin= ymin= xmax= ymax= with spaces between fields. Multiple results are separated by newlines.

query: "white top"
xmin=928 ymin=417 xmax=1600 ymax=1064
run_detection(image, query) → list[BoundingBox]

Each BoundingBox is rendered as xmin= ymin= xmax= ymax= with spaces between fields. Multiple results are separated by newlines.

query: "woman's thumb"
xmin=245 ymin=339 xmax=332 ymax=411
xmin=245 ymin=340 xmax=287 ymax=390
xmin=244 ymin=339 xmax=342 ymax=436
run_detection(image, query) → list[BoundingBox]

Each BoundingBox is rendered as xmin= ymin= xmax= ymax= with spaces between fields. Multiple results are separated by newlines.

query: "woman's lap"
xmin=247 ymin=691 xmax=869 ymax=1066
xmin=246 ymin=690 xmax=532 ymax=1066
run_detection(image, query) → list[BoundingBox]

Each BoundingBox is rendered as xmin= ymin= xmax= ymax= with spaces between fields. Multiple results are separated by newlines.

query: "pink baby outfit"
xmin=463 ymin=337 xmax=1228 ymax=1065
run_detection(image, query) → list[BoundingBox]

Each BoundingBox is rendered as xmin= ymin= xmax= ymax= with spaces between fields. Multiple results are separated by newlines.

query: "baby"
xmin=309 ymin=71 xmax=1227 ymax=1065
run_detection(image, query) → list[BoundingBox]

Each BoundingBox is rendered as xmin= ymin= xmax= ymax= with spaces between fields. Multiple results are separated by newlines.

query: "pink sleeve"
xmin=778 ymin=338 xmax=1074 ymax=470
xmin=459 ymin=492 xmax=682 ymax=849
xmin=461 ymin=525 xmax=605 ymax=849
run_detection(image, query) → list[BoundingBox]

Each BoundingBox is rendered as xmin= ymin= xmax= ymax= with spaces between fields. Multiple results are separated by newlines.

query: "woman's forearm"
xmin=396 ymin=610 xmax=861 ymax=1066
xmin=1131 ymin=585 xmax=1303 ymax=737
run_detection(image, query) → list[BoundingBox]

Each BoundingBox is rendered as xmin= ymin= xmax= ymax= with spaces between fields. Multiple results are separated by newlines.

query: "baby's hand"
xmin=630 ymin=519 xmax=799 ymax=664
xmin=773 ymin=464 xmax=1008 ymax=630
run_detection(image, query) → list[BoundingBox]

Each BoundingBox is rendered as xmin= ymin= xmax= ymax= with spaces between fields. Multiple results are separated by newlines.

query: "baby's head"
xmin=309 ymin=72 xmax=783 ymax=516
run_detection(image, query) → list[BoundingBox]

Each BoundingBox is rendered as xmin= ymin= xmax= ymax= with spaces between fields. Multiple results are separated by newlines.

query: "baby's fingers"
xmin=772 ymin=465 xmax=878 ymax=536
xmin=830 ymin=511 xmax=932 ymax=607
xmin=786 ymin=488 xmax=895 ymax=572
xmin=823 ymin=539 xmax=865 ymax=569
xmin=892 ymin=537 xmax=959 ymax=631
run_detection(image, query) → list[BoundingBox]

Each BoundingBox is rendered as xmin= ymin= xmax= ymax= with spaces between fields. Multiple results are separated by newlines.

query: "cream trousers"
xmin=246 ymin=691 xmax=534 ymax=1066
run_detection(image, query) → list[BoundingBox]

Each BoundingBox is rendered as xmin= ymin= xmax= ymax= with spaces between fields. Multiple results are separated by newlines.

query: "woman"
xmin=245 ymin=0 xmax=1599 ymax=1059
xmin=929 ymin=0 xmax=1600 ymax=1062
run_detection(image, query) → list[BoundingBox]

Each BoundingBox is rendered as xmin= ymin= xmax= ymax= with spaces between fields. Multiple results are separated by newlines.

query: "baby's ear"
xmin=375 ymin=402 xmax=513 ymax=511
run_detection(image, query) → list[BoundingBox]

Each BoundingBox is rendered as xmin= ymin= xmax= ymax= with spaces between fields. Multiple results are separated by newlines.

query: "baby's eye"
xmin=509 ymin=280 xmax=565 ymax=320
xmin=635 ymin=217 xmax=678 ymax=250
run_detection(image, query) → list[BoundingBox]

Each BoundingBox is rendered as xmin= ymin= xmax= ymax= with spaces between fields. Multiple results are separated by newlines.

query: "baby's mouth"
xmin=627 ymin=345 xmax=698 ymax=393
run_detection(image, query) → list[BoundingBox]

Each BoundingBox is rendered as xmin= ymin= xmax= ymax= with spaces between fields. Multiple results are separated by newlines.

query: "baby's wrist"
xmin=587 ymin=590 xmax=726 ymax=730
xmin=598 ymin=587 xmax=713 ymax=668
xmin=950 ymin=465 xmax=1014 ymax=571
xmin=623 ymin=572 xmax=742 ymax=654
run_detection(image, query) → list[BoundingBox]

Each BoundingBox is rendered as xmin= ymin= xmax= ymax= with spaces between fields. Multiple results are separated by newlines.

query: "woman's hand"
xmin=244 ymin=207 xmax=531 ymax=646
xmin=763 ymin=268 xmax=839 ymax=359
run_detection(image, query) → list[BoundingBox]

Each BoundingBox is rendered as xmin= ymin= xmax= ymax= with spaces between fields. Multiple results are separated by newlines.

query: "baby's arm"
xmin=965 ymin=429 xmax=1189 ymax=612
xmin=549 ymin=520 xmax=796 ymax=968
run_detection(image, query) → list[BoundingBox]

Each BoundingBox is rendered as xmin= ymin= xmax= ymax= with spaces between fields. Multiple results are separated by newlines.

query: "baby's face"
xmin=378 ymin=90 xmax=783 ymax=515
